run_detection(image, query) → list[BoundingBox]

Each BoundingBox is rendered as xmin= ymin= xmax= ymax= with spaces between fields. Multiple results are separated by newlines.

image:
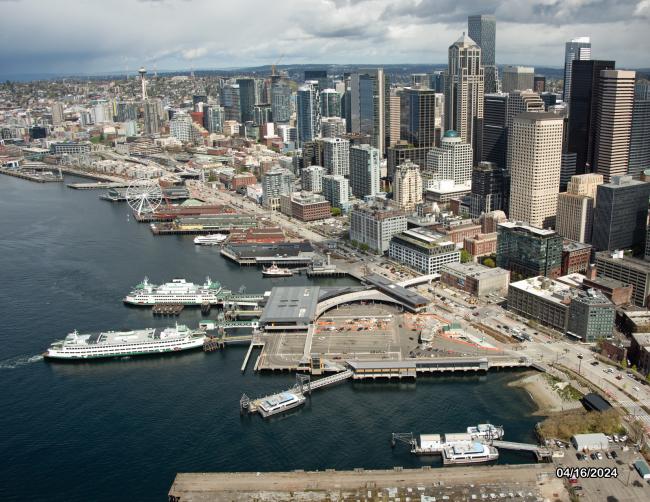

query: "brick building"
xmin=464 ymin=233 xmax=497 ymax=258
xmin=561 ymin=239 xmax=592 ymax=275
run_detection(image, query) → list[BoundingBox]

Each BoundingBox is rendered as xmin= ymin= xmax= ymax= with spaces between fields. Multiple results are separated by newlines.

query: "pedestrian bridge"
xmin=491 ymin=440 xmax=552 ymax=461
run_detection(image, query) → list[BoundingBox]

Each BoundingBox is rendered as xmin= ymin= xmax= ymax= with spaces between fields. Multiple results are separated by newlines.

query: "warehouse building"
xmin=440 ymin=262 xmax=510 ymax=297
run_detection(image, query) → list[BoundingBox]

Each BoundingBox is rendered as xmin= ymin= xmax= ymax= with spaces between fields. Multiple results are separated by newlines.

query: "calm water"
xmin=0 ymin=176 xmax=540 ymax=501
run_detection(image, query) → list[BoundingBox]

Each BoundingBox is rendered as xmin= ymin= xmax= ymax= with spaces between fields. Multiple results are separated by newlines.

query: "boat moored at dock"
xmin=123 ymin=277 xmax=224 ymax=306
xmin=467 ymin=424 xmax=504 ymax=440
xmin=262 ymin=263 xmax=293 ymax=277
xmin=257 ymin=391 xmax=306 ymax=417
xmin=193 ymin=234 xmax=228 ymax=246
xmin=441 ymin=441 xmax=499 ymax=465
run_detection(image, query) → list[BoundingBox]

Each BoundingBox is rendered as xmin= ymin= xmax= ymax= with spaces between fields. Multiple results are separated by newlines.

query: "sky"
xmin=0 ymin=0 xmax=648 ymax=77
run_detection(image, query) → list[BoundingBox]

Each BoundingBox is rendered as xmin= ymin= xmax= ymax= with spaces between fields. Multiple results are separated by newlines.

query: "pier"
xmin=0 ymin=168 xmax=63 ymax=183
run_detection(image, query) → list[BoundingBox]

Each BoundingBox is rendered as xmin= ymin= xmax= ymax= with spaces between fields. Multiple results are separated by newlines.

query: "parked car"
xmin=611 ymin=451 xmax=617 ymax=459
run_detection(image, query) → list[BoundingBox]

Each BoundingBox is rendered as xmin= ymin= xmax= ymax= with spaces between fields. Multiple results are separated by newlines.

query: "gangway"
xmin=308 ymin=369 xmax=353 ymax=390
xmin=490 ymin=440 xmax=552 ymax=461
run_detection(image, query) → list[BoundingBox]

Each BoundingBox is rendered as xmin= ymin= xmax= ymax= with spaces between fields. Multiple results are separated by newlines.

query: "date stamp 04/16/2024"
xmin=556 ymin=467 xmax=618 ymax=479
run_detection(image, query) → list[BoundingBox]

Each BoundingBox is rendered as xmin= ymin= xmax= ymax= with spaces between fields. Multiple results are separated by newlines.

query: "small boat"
xmin=193 ymin=234 xmax=227 ymax=246
xmin=262 ymin=263 xmax=293 ymax=277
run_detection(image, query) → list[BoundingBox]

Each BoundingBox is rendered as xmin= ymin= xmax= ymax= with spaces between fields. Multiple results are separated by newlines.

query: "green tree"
xmin=460 ymin=249 xmax=472 ymax=263
xmin=330 ymin=207 xmax=341 ymax=217
xmin=621 ymin=359 xmax=628 ymax=369
xmin=359 ymin=243 xmax=369 ymax=252
xmin=482 ymin=257 xmax=496 ymax=268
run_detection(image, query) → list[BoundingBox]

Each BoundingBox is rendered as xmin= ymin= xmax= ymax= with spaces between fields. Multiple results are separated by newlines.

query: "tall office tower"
xmin=322 ymin=174 xmax=349 ymax=209
xmin=386 ymin=142 xmax=429 ymax=178
xmin=411 ymin=73 xmax=429 ymax=89
xmin=425 ymin=130 xmax=473 ymax=185
xmin=320 ymin=89 xmax=341 ymax=118
xmin=560 ymin=153 xmax=578 ymax=192
xmin=304 ymin=70 xmax=328 ymax=91
xmin=296 ymin=81 xmax=321 ymax=147
xmin=445 ymin=34 xmax=484 ymax=161
xmin=431 ymin=71 xmax=445 ymax=93
xmin=301 ymin=165 xmax=325 ymax=193
xmin=349 ymin=144 xmax=381 ymax=198
xmin=592 ymin=176 xmax=650 ymax=251
xmin=401 ymin=88 xmax=443 ymax=148
xmin=322 ymin=137 xmax=350 ymax=176
xmin=221 ymin=83 xmax=241 ymax=122
xmin=302 ymin=140 xmax=323 ymax=168
xmin=342 ymin=87 xmax=352 ymax=132
xmin=556 ymin=174 xmax=603 ymax=243
xmin=482 ymin=93 xmax=508 ymax=170
xmin=533 ymin=76 xmax=546 ymax=93
xmin=629 ymin=80 xmax=650 ymax=178
xmin=469 ymin=161 xmax=504 ymax=218
xmin=389 ymin=94 xmax=401 ymax=147
xmin=253 ymin=104 xmax=273 ymax=126
xmin=567 ymin=60 xmax=615 ymax=173
xmin=393 ymin=160 xmax=423 ymax=210
xmin=143 ymin=100 xmax=160 ymax=135
xmin=350 ymin=69 xmax=390 ymax=154
xmin=563 ymin=37 xmax=591 ymax=106
xmin=203 ymin=105 xmax=224 ymax=133
xmin=236 ymin=78 xmax=256 ymax=123
xmin=321 ymin=117 xmax=346 ymax=138
xmin=169 ymin=112 xmax=194 ymax=143
xmin=468 ymin=14 xmax=497 ymax=93
xmin=254 ymin=78 xmax=265 ymax=105
xmin=505 ymin=90 xmax=545 ymax=172
xmin=51 ymin=102 xmax=64 ymax=126
xmin=270 ymin=79 xmax=292 ymax=124
xmin=262 ymin=168 xmax=294 ymax=209
xmin=593 ymin=70 xmax=636 ymax=182
xmin=509 ymin=112 xmax=564 ymax=229
xmin=116 ymin=102 xmax=138 ymax=122
xmin=501 ymin=66 xmax=535 ymax=93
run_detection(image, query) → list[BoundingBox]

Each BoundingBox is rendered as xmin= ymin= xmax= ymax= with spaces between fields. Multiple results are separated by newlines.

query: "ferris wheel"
xmin=126 ymin=179 xmax=163 ymax=216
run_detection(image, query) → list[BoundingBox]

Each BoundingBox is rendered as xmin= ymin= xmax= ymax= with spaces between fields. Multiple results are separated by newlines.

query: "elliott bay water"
xmin=0 ymin=176 xmax=541 ymax=501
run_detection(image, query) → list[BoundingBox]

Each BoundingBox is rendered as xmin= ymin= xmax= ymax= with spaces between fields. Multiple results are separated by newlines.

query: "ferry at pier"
xmin=262 ymin=263 xmax=293 ymax=277
xmin=193 ymin=234 xmax=227 ymax=246
xmin=44 ymin=324 xmax=205 ymax=360
xmin=258 ymin=392 xmax=305 ymax=417
xmin=123 ymin=277 xmax=223 ymax=305
xmin=467 ymin=423 xmax=504 ymax=440
xmin=442 ymin=442 xmax=499 ymax=465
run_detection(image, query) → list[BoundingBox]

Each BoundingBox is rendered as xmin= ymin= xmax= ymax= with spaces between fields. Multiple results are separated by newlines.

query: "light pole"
xmin=577 ymin=354 xmax=583 ymax=375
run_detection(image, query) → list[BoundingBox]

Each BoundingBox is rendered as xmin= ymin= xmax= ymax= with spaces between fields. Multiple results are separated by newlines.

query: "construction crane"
xmin=271 ymin=53 xmax=285 ymax=76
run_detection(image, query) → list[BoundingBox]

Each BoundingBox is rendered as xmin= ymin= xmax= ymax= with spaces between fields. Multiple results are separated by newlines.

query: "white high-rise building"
xmin=301 ymin=165 xmax=325 ymax=193
xmin=322 ymin=137 xmax=350 ymax=176
xmin=393 ymin=161 xmax=423 ymax=211
xmin=262 ymin=168 xmax=294 ymax=210
xmin=509 ymin=112 xmax=564 ymax=229
xmin=322 ymin=174 xmax=349 ymax=210
xmin=321 ymin=117 xmax=346 ymax=138
xmin=563 ymin=37 xmax=591 ymax=108
xmin=169 ymin=112 xmax=194 ymax=143
xmin=349 ymin=144 xmax=381 ymax=198
xmin=425 ymin=130 xmax=473 ymax=185
xmin=51 ymin=102 xmax=64 ymax=126
xmin=556 ymin=173 xmax=603 ymax=243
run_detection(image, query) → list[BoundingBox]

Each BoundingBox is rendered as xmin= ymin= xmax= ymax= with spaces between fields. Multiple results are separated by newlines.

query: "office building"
xmin=509 ymin=112 xmax=564 ymax=229
xmin=349 ymin=144 xmax=381 ymax=198
xmin=387 ymin=142 xmax=429 ymax=178
xmin=534 ymin=76 xmax=546 ymax=93
xmin=320 ymin=89 xmax=341 ymax=118
xmin=561 ymin=240 xmax=592 ymax=275
xmin=445 ymin=33 xmax=484 ymax=161
xmin=592 ymin=176 xmax=650 ymax=252
xmin=236 ymin=78 xmax=256 ymax=124
xmin=560 ymin=153 xmax=577 ymax=192
xmin=401 ymin=88 xmax=443 ymax=148
xmin=393 ymin=160 xmax=423 ymax=211
xmin=468 ymin=14 xmax=498 ymax=93
xmin=595 ymin=250 xmax=650 ymax=306
xmin=203 ymin=105 xmax=224 ymax=133
xmin=469 ymin=161 xmax=503 ymax=218
xmin=115 ymin=102 xmax=138 ymax=122
xmin=349 ymin=203 xmax=407 ymax=253
xmin=253 ymin=104 xmax=272 ymax=126
xmin=296 ymin=81 xmax=320 ymax=146
xmin=629 ymin=81 xmax=650 ymax=178
xmin=301 ymin=165 xmax=324 ymax=193
xmin=440 ymin=262 xmax=510 ymax=297
xmin=389 ymin=94 xmax=401 ymax=147
xmin=143 ymin=100 xmax=160 ymax=135
xmin=496 ymin=222 xmax=563 ymax=279
xmin=555 ymin=173 xmax=603 ymax=243
xmin=501 ymin=66 xmax=534 ymax=93
xmin=51 ymin=102 xmax=64 ymax=126
xmin=389 ymin=227 xmax=460 ymax=274
xmin=221 ymin=83 xmax=241 ymax=122
xmin=431 ymin=71 xmax=445 ymax=93
xmin=169 ymin=112 xmax=194 ymax=143
xmin=322 ymin=174 xmax=349 ymax=210
xmin=505 ymin=90 xmax=545 ymax=172
xmin=411 ymin=73 xmax=429 ymax=89
xmin=322 ymin=137 xmax=350 ymax=176
xmin=563 ymin=37 xmax=591 ymax=106
xmin=321 ymin=117 xmax=346 ymax=138
xmin=464 ymin=232 xmax=498 ymax=258
xmin=270 ymin=80 xmax=292 ymax=124
xmin=567 ymin=60 xmax=616 ymax=173
xmin=262 ymin=168 xmax=294 ymax=210
xmin=285 ymin=192 xmax=331 ymax=222
xmin=482 ymin=93 xmax=508 ymax=170
xmin=304 ymin=70 xmax=328 ymax=91
xmin=593 ymin=70 xmax=636 ymax=182
xmin=350 ymin=69 xmax=390 ymax=154
xmin=480 ymin=210 xmax=507 ymax=233
xmin=426 ymin=130 xmax=473 ymax=185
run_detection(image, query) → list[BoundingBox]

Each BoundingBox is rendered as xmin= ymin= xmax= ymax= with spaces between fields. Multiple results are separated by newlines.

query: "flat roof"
xmin=259 ymin=286 xmax=320 ymax=324
xmin=226 ymin=241 xmax=314 ymax=258
xmin=363 ymin=274 xmax=428 ymax=309
xmin=509 ymin=276 xmax=572 ymax=304
xmin=498 ymin=221 xmax=557 ymax=236
xmin=441 ymin=262 xmax=509 ymax=280
xmin=596 ymin=251 xmax=650 ymax=273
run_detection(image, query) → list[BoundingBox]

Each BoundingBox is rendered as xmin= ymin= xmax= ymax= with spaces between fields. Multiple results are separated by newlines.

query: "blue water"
xmin=0 ymin=176 xmax=541 ymax=501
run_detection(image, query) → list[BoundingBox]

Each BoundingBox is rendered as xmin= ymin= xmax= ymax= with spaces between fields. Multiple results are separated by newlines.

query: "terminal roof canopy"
xmin=259 ymin=286 xmax=320 ymax=324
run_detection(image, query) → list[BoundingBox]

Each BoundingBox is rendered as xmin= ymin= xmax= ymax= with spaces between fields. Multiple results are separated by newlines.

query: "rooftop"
xmin=363 ymin=274 xmax=428 ymax=309
xmin=510 ymin=276 xmax=572 ymax=304
xmin=498 ymin=221 xmax=557 ymax=237
xmin=596 ymin=251 xmax=650 ymax=273
xmin=631 ymin=333 xmax=650 ymax=348
xmin=394 ymin=228 xmax=455 ymax=249
xmin=259 ymin=286 xmax=320 ymax=325
xmin=563 ymin=239 xmax=592 ymax=252
xmin=441 ymin=262 xmax=509 ymax=280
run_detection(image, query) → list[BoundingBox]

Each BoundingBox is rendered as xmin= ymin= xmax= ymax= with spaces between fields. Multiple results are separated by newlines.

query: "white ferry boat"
xmin=262 ymin=263 xmax=293 ymax=277
xmin=467 ymin=423 xmax=504 ymax=440
xmin=257 ymin=392 xmax=305 ymax=417
xmin=123 ymin=277 xmax=223 ymax=306
xmin=193 ymin=234 xmax=227 ymax=246
xmin=44 ymin=324 xmax=205 ymax=360
xmin=442 ymin=442 xmax=499 ymax=465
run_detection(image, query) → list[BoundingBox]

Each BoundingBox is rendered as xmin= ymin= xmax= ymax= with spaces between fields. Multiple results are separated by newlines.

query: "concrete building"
xmin=51 ymin=102 xmax=64 ymax=126
xmin=301 ymin=165 xmax=324 ymax=193
xmin=258 ymin=286 xmax=320 ymax=332
xmin=320 ymin=89 xmax=341 ymax=118
xmin=479 ymin=210 xmax=507 ymax=234
xmin=464 ymin=232 xmax=498 ymax=258
xmin=387 ymin=142 xmax=429 ymax=178
xmin=468 ymin=15 xmax=497 ymax=93
xmin=508 ymin=112 xmax=564 ymax=229
xmin=497 ymin=222 xmax=563 ymax=279
xmin=393 ymin=160 xmax=423 ymax=211
xmin=629 ymin=333 xmax=650 ymax=376
xmin=629 ymin=80 xmax=650 ymax=178
xmin=595 ymin=250 xmax=650 ymax=306
xmin=321 ymin=117 xmax=346 ymax=138
xmin=389 ymin=94 xmax=401 ymax=147
xmin=349 ymin=144 xmax=380 ymax=199
xmin=594 ymin=70 xmax=636 ymax=182
xmin=262 ymin=168 xmax=294 ymax=210
xmin=322 ymin=174 xmax=349 ymax=210
xmin=143 ymin=100 xmax=160 ymax=135
xmin=469 ymin=161 xmax=503 ymax=218
xmin=270 ymin=79 xmax=292 ymax=124
xmin=440 ymin=262 xmax=510 ymax=297
xmin=563 ymin=37 xmax=591 ymax=107
xmin=296 ymin=81 xmax=321 ymax=146
xmin=501 ymin=66 xmax=534 ymax=93
xmin=322 ymin=137 xmax=350 ymax=177
xmin=505 ymin=90 xmax=545 ymax=172
xmin=425 ymin=130 xmax=472 ymax=185
xmin=592 ymin=176 xmax=650 ymax=252
xmin=349 ymin=203 xmax=407 ymax=253
xmin=566 ymin=289 xmax=616 ymax=342
xmin=445 ymin=33 xmax=484 ymax=161
xmin=169 ymin=112 xmax=194 ymax=143
xmin=389 ymin=227 xmax=460 ymax=274
xmin=204 ymin=105 xmax=224 ymax=133
xmin=556 ymin=174 xmax=603 ymax=243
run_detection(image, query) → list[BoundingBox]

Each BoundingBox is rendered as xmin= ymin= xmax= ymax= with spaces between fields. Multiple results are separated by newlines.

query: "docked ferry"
xmin=44 ymin=324 xmax=205 ymax=360
xmin=258 ymin=392 xmax=306 ymax=417
xmin=193 ymin=234 xmax=227 ymax=246
xmin=123 ymin=277 xmax=223 ymax=306
xmin=467 ymin=423 xmax=504 ymax=440
xmin=262 ymin=263 xmax=293 ymax=277
xmin=441 ymin=442 xmax=499 ymax=465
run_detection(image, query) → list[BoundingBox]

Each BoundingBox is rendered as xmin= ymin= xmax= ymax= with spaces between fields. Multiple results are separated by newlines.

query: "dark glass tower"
xmin=236 ymin=78 xmax=257 ymax=123
xmin=468 ymin=14 xmax=497 ymax=93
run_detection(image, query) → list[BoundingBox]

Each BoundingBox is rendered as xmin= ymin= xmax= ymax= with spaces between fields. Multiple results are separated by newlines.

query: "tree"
xmin=460 ymin=249 xmax=472 ymax=263
xmin=330 ymin=207 xmax=341 ymax=217
xmin=621 ymin=359 xmax=628 ymax=369
xmin=482 ymin=257 xmax=496 ymax=268
xmin=359 ymin=243 xmax=369 ymax=252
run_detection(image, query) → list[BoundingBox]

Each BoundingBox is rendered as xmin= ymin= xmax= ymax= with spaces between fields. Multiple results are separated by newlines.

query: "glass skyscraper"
xmin=468 ymin=14 xmax=497 ymax=93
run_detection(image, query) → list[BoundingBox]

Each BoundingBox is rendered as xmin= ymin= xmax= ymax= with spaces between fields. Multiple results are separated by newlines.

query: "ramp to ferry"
xmin=491 ymin=440 xmax=551 ymax=461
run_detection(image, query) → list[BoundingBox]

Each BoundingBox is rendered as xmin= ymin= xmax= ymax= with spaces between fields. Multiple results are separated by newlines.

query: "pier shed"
xmin=259 ymin=286 xmax=320 ymax=332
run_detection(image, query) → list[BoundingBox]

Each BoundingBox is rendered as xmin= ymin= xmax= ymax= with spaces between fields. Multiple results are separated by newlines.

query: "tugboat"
xmin=262 ymin=263 xmax=293 ymax=278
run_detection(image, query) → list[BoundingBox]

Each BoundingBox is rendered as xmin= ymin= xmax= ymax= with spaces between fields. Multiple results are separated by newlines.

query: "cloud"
xmin=182 ymin=47 xmax=208 ymax=60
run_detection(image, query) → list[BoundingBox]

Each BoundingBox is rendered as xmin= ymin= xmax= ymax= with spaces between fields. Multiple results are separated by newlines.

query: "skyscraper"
xmin=236 ymin=78 xmax=256 ymax=123
xmin=296 ymin=81 xmax=320 ymax=147
xmin=393 ymin=161 xmax=423 ymax=210
xmin=482 ymin=93 xmax=508 ymax=170
xmin=629 ymin=80 xmax=650 ymax=178
xmin=563 ymin=37 xmax=591 ymax=106
xmin=469 ymin=161 xmax=504 ymax=218
xmin=350 ymin=69 xmax=390 ymax=154
xmin=301 ymin=165 xmax=324 ymax=193
xmin=321 ymin=117 xmax=346 ymax=138
xmin=445 ymin=33 xmax=484 ymax=161
xmin=304 ymin=70 xmax=328 ymax=91
xmin=555 ymin=174 xmax=603 ymax=243
xmin=322 ymin=137 xmax=350 ymax=176
xmin=509 ymin=112 xmax=564 ymax=229
xmin=270 ymin=79 xmax=292 ymax=124
xmin=567 ymin=60 xmax=615 ymax=173
xmin=425 ymin=130 xmax=473 ymax=185
xmin=203 ymin=105 xmax=224 ymax=133
xmin=221 ymin=83 xmax=241 ymax=122
xmin=389 ymin=94 xmax=401 ymax=147
xmin=400 ymin=88 xmax=443 ymax=148
xmin=593 ymin=70 xmax=636 ymax=182
xmin=468 ymin=14 xmax=497 ymax=94
xmin=501 ymin=66 xmax=535 ymax=93
xmin=143 ymin=100 xmax=160 ymax=135
xmin=51 ymin=102 xmax=64 ymax=126
xmin=505 ymin=90 xmax=545 ymax=173
xmin=320 ymin=89 xmax=341 ymax=118
xmin=349 ymin=144 xmax=381 ymax=198
xmin=322 ymin=174 xmax=349 ymax=210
